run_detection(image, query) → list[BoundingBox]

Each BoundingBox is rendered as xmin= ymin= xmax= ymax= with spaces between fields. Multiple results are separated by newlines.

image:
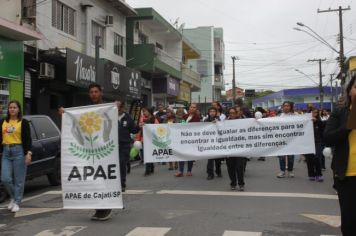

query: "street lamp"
xmin=293 ymin=26 xmax=339 ymax=53
xmin=294 ymin=68 xmax=319 ymax=86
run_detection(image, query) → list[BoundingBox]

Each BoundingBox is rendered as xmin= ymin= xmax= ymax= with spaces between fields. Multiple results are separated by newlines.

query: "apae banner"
xmin=143 ymin=115 xmax=315 ymax=163
xmin=61 ymin=103 xmax=123 ymax=209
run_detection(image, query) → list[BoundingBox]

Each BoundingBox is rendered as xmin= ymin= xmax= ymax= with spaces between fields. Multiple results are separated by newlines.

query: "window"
xmin=52 ymin=0 xmax=75 ymax=36
xmin=138 ymin=32 xmax=148 ymax=44
xmin=29 ymin=123 xmax=38 ymax=140
xmin=92 ymin=21 xmax=105 ymax=48
xmin=31 ymin=117 xmax=59 ymax=139
xmin=197 ymin=60 xmax=208 ymax=77
xmin=0 ymin=78 xmax=9 ymax=116
xmin=114 ymin=33 xmax=124 ymax=57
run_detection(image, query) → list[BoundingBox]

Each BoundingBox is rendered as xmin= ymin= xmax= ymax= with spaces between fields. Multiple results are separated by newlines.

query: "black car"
xmin=0 ymin=115 xmax=61 ymax=202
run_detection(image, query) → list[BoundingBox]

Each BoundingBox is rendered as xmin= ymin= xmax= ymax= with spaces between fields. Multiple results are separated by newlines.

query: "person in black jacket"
xmin=305 ymin=108 xmax=325 ymax=182
xmin=205 ymin=107 xmax=222 ymax=180
xmin=324 ymin=75 xmax=356 ymax=236
xmin=0 ymin=100 xmax=32 ymax=213
xmin=116 ymin=100 xmax=139 ymax=192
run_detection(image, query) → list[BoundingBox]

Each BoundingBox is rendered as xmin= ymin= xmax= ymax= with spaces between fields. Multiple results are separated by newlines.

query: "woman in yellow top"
xmin=324 ymin=75 xmax=356 ymax=236
xmin=0 ymin=100 xmax=32 ymax=213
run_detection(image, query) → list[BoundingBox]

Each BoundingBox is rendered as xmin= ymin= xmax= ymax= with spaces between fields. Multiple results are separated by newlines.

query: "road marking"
xmin=125 ymin=227 xmax=171 ymax=236
xmin=124 ymin=190 xmax=152 ymax=195
xmin=302 ymin=214 xmax=341 ymax=227
xmin=223 ymin=231 xmax=262 ymax=236
xmin=157 ymin=190 xmax=338 ymax=200
xmin=320 ymin=235 xmax=338 ymax=236
xmin=15 ymin=208 xmax=62 ymax=218
xmin=34 ymin=226 xmax=86 ymax=236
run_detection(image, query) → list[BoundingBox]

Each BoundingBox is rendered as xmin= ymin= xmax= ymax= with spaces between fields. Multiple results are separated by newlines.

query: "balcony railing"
xmin=182 ymin=64 xmax=201 ymax=89
xmin=154 ymin=47 xmax=181 ymax=71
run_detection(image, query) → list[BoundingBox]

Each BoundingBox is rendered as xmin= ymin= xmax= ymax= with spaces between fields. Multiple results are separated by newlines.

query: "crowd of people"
xmin=0 ymin=74 xmax=355 ymax=235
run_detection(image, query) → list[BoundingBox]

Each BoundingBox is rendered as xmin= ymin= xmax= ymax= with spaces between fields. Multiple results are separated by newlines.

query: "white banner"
xmin=143 ymin=115 xmax=315 ymax=163
xmin=61 ymin=103 xmax=123 ymax=209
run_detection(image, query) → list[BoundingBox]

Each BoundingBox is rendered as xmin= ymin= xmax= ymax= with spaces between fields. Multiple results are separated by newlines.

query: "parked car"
xmin=0 ymin=115 xmax=61 ymax=203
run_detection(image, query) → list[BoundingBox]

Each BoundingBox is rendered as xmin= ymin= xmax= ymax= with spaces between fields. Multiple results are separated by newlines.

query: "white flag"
xmin=61 ymin=103 xmax=123 ymax=209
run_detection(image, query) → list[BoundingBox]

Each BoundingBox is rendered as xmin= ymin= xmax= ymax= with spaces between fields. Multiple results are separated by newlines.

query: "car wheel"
xmin=0 ymin=184 xmax=8 ymax=203
xmin=47 ymin=158 xmax=61 ymax=186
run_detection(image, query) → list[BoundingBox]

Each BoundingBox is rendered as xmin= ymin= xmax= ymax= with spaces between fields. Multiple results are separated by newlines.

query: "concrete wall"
xmin=0 ymin=0 xmax=21 ymax=24
xmin=184 ymin=27 xmax=214 ymax=103
xmin=134 ymin=20 xmax=182 ymax=65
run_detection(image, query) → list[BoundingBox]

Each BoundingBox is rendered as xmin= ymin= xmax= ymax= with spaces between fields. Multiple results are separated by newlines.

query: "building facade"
xmin=0 ymin=0 xmax=140 ymax=126
xmin=0 ymin=15 xmax=41 ymax=115
xmin=183 ymin=26 xmax=225 ymax=104
xmin=252 ymin=86 xmax=341 ymax=111
xmin=126 ymin=8 xmax=181 ymax=107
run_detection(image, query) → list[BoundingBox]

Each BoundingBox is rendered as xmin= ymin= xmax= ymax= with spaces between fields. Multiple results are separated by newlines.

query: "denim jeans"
xmin=278 ymin=155 xmax=294 ymax=172
xmin=179 ymin=161 xmax=193 ymax=173
xmin=1 ymin=144 xmax=26 ymax=205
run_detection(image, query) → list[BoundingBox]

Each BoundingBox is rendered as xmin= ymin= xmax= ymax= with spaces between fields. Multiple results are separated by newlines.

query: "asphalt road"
xmin=0 ymin=157 xmax=341 ymax=236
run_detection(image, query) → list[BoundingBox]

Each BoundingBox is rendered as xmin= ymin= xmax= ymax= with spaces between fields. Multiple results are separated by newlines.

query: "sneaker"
xmin=11 ymin=204 xmax=19 ymax=213
xmin=309 ymin=177 xmax=316 ymax=181
xmin=186 ymin=172 xmax=193 ymax=177
xmin=231 ymin=186 xmax=236 ymax=190
xmin=288 ymin=172 xmax=295 ymax=178
xmin=277 ymin=171 xmax=286 ymax=178
xmin=7 ymin=199 xmax=15 ymax=210
xmin=238 ymin=185 xmax=245 ymax=191
xmin=316 ymin=176 xmax=324 ymax=182
xmin=175 ymin=172 xmax=183 ymax=177
xmin=207 ymin=175 xmax=214 ymax=180
xmin=91 ymin=210 xmax=112 ymax=221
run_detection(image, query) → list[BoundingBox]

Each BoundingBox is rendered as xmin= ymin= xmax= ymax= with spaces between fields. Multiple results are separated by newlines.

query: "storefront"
xmin=177 ymin=81 xmax=191 ymax=103
xmin=36 ymin=48 xmax=141 ymax=126
xmin=152 ymin=76 xmax=180 ymax=106
xmin=0 ymin=17 xmax=41 ymax=115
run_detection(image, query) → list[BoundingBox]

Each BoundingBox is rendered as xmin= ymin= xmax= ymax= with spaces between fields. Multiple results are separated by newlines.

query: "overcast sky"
xmin=126 ymin=0 xmax=356 ymax=91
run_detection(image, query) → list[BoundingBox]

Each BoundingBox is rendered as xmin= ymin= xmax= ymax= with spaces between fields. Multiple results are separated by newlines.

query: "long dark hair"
xmin=346 ymin=74 xmax=356 ymax=108
xmin=6 ymin=100 xmax=23 ymax=122
xmin=282 ymin=101 xmax=294 ymax=113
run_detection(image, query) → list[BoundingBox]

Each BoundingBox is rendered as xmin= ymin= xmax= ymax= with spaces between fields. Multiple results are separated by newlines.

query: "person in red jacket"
xmin=175 ymin=103 xmax=201 ymax=177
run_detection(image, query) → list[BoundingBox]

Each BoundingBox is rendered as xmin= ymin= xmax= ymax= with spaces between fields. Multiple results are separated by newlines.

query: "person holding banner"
xmin=59 ymin=83 xmax=114 ymax=221
xmin=304 ymin=108 xmax=324 ymax=182
xmin=175 ymin=103 xmax=201 ymax=177
xmin=226 ymin=107 xmax=246 ymax=191
xmin=0 ymin=101 xmax=32 ymax=213
xmin=137 ymin=107 xmax=159 ymax=176
xmin=324 ymin=75 xmax=356 ymax=236
xmin=212 ymin=101 xmax=226 ymax=121
xmin=162 ymin=109 xmax=178 ymax=171
xmin=116 ymin=100 xmax=139 ymax=192
xmin=277 ymin=101 xmax=296 ymax=178
xmin=205 ymin=107 xmax=222 ymax=180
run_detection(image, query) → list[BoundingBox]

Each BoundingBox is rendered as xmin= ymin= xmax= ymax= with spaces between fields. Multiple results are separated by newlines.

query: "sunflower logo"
xmin=152 ymin=126 xmax=171 ymax=148
xmin=68 ymin=110 xmax=115 ymax=164
xmin=79 ymin=112 xmax=102 ymax=135
xmin=156 ymin=127 xmax=166 ymax=138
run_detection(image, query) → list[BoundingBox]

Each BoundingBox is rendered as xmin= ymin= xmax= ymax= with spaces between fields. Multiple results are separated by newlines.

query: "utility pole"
xmin=308 ymin=58 xmax=326 ymax=110
xmin=95 ymin=36 xmax=101 ymax=82
xmin=329 ymin=74 xmax=335 ymax=111
xmin=231 ymin=56 xmax=239 ymax=105
xmin=318 ymin=6 xmax=351 ymax=86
